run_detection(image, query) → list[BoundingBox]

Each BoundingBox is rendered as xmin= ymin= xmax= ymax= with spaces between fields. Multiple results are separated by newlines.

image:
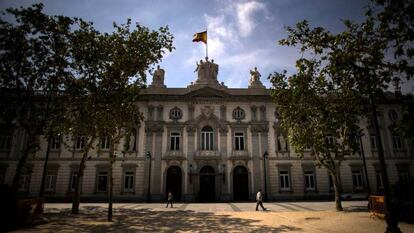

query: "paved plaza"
xmin=10 ymin=201 xmax=414 ymax=233
xmin=44 ymin=201 xmax=368 ymax=213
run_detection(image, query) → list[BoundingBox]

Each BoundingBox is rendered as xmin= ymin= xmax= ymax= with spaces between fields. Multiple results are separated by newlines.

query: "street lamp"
xmin=263 ymin=151 xmax=268 ymax=202
xmin=146 ymin=151 xmax=152 ymax=203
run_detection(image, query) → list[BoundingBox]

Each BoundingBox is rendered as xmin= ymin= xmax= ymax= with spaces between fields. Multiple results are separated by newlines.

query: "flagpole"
xmin=206 ymin=29 xmax=208 ymax=59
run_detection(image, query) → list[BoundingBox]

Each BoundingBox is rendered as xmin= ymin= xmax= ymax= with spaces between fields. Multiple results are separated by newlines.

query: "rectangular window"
xmin=50 ymin=136 xmax=61 ymax=150
xmin=170 ymin=132 xmax=180 ymax=151
xmin=235 ymin=132 xmax=245 ymax=151
xmin=97 ymin=171 xmax=108 ymax=192
xmin=352 ymin=170 xmax=364 ymax=190
xmin=305 ymin=171 xmax=316 ymax=191
xmin=392 ymin=135 xmax=402 ymax=150
xmin=75 ymin=136 xmax=86 ymax=150
xmin=0 ymin=135 xmax=12 ymax=150
xmin=279 ymin=170 xmax=290 ymax=191
xmin=101 ymin=137 xmax=110 ymax=150
xmin=201 ymin=131 xmax=214 ymax=150
xmin=124 ymin=171 xmax=134 ymax=192
xmin=370 ymin=135 xmax=377 ymax=150
xmin=70 ymin=171 xmax=78 ymax=192
xmin=376 ymin=171 xmax=383 ymax=190
xmin=45 ymin=172 xmax=57 ymax=192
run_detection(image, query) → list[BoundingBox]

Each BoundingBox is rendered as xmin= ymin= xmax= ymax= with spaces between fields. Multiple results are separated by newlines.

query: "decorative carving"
xmin=250 ymin=123 xmax=269 ymax=133
xmin=218 ymin=124 xmax=228 ymax=134
xmin=201 ymin=106 xmax=214 ymax=119
xmin=232 ymin=107 xmax=245 ymax=121
xmin=278 ymin=134 xmax=287 ymax=151
xmin=145 ymin=121 xmax=164 ymax=133
xmin=231 ymin=160 xmax=248 ymax=166
xmin=186 ymin=123 xmax=197 ymax=133
xmin=169 ymin=107 xmax=183 ymax=121
xmin=220 ymin=105 xmax=226 ymax=120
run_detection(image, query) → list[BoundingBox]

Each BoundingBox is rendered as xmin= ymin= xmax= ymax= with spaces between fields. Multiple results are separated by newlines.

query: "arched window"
xmin=201 ymin=126 xmax=214 ymax=150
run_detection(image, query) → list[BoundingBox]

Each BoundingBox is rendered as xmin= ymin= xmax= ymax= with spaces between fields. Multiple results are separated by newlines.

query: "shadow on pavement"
xmin=13 ymin=206 xmax=302 ymax=233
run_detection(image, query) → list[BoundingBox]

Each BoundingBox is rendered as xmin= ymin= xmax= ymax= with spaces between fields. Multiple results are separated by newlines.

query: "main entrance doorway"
xmin=233 ymin=166 xmax=249 ymax=201
xmin=199 ymin=166 xmax=215 ymax=202
xmin=166 ymin=166 xmax=182 ymax=201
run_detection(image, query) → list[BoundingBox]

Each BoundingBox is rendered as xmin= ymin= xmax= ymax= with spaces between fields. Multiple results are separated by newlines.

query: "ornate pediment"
xmin=185 ymin=87 xmax=228 ymax=99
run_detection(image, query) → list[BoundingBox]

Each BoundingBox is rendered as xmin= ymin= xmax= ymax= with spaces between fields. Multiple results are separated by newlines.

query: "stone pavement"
xmin=10 ymin=201 xmax=414 ymax=233
xmin=44 ymin=201 xmax=367 ymax=213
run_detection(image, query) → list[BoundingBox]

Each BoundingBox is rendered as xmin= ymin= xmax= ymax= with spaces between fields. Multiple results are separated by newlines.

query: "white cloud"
xmin=236 ymin=1 xmax=265 ymax=37
xmin=183 ymin=1 xmax=292 ymax=88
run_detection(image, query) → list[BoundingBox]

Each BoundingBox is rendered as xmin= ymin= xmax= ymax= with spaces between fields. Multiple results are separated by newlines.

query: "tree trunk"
xmin=72 ymin=137 xmax=94 ymax=214
xmin=331 ymin=172 xmax=343 ymax=211
xmin=71 ymin=154 xmax=87 ymax=214
xmin=11 ymin=139 xmax=32 ymax=203
xmin=108 ymin=142 xmax=114 ymax=221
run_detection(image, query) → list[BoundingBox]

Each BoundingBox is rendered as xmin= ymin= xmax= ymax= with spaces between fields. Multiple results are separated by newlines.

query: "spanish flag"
xmin=192 ymin=31 xmax=207 ymax=44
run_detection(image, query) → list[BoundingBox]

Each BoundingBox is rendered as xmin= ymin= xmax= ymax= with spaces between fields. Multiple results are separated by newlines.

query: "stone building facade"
xmin=0 ymin=58 xmax=413 ymax=202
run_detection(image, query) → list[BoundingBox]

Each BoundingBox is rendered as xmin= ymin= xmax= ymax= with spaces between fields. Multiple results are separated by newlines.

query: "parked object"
xmin=340 ymin=190 xmax=368 ymax=201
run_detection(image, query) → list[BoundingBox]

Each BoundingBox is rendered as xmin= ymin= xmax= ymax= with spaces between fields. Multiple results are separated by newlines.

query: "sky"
xmin=1 ymin=0 xmax=413 ymax=93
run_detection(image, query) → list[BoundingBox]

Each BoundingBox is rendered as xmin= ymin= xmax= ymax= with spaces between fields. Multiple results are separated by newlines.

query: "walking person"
xmin=256 ymin=189 xmax=267 ymax=211
xmin=166 ymin=191 xmax=173 ymax=208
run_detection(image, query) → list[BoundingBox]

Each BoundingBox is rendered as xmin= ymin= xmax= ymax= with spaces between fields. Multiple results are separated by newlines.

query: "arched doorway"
xmin=233 ymin=166 xmax=249 ymax=201
xmin=166 ymin=166 xmax=182 ymax=201
xmin=199 ymin=166 xmax=215 ymax=202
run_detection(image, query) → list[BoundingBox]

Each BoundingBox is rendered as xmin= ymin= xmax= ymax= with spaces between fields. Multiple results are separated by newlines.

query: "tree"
xmin=0 ymin=4 xmax=73 ymax=204
xmin=395 ymin=94 xmax=414 ymax=139
xmin=272 ymin=0 xmax=413 ymax=231
xmin=60 ymin=18 xmax=174 ymax=216
xmin=269 ymin=58 xmax=363 ymax=211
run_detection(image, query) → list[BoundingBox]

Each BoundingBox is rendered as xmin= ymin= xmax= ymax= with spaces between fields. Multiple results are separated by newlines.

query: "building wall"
xmin=0 ymin=90 xmax=413 ymax=202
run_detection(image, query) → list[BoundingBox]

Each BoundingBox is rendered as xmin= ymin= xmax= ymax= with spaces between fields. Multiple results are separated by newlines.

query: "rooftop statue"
xmin=193 ymin=57 xmax=220 ymax=86
xmin=248 ymin=67 xmax=265 ymax=88
xmin=150 ymin=65 xmax=166 ymax=88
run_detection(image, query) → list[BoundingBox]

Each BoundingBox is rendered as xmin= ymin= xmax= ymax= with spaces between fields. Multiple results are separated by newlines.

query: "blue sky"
xmin=1 ymin=0 xmax=413 ymax=93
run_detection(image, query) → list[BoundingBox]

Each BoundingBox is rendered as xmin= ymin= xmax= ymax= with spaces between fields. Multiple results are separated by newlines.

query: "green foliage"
xmin=269 ymin=0 xmax=413 ymax=213
xmin=0 ymin=3 xmax=73 ymax=138
xmin=0 ymin=4 xmax=174 ymax=209
xmin=269 ymin=58 xmax=363 ymax=171
xmin=395 ymin=94 xmax=414 ymax=139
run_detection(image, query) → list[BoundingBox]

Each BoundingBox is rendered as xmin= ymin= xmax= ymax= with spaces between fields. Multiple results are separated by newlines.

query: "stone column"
xmin=152 ymin=131 xmax=163 ymax=201
xmin=185 ymin=125 xmax=196 ymax=201
xmin=251 ymin=131 xmax=261 ymax=196
xmin=143 ymin=129 xmax=153 ymax=199
xmin=219 ymin=127 xmax=230 ymax=200
xmin=261 ymin=131 xmax=271 ymax=199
